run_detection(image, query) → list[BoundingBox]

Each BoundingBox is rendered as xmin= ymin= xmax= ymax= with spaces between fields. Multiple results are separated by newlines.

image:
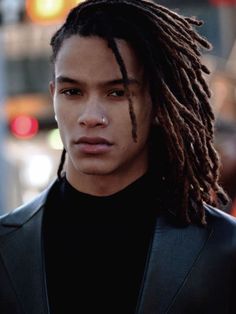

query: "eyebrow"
xmin=55 ymin=75 xmax=141 ymax=86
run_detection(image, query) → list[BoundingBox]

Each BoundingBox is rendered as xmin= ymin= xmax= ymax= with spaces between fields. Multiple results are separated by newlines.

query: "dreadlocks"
xmin=50 ymin=0 xmax=229 ymax=225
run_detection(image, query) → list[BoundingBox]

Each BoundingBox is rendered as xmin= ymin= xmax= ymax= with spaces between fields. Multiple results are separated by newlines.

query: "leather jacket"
xmin=1 ymin=179 xmax=236 ymax=314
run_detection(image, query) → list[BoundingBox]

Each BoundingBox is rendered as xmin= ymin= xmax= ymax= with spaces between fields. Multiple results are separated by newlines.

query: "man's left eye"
xmin=108 ymin=90 xmax=125 ymax=97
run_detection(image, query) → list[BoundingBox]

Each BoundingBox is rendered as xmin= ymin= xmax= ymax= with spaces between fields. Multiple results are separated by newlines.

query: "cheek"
xmin=137 ymin=106 xmax=153 ymax=133
xmin=55 ymin=102 xmax=75 ymax=126
xmin=54 ymin=95 xmax=71 ymax=118
xmin=55 ymin=110 xmax=73 ymax=145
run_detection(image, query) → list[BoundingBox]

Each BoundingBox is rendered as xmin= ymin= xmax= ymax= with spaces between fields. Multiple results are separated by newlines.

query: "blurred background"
xmin=0 ymin=0 xmax=235 ymax=215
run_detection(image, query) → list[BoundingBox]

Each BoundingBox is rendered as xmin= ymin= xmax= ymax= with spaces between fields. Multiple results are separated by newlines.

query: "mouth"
xmin=74 ymin=137 xmax=113 ymax=154
xmin=76 ymin=137 xmax=112 ymax=145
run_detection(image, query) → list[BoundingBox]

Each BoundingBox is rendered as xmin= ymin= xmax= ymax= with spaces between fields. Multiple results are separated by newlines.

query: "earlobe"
xmin=151 ymin=110 xmax=160 ymax=126
xmin=153 ymin=116 xmax=160 ymax=125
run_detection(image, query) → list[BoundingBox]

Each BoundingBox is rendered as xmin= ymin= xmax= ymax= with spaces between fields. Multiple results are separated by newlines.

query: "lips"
xmin=76 ymin=137 xmax=112 ymax=145
xmin=74 ymin=137 xmax=113 ymax=154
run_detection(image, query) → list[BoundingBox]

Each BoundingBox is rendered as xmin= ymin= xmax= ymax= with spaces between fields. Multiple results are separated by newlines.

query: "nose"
xmin=77 ymin=97 xmax=108 ymax=128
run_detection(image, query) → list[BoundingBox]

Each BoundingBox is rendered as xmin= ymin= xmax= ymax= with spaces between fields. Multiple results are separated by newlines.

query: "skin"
xmin=50 ymin=35 xmax=153 ymax=196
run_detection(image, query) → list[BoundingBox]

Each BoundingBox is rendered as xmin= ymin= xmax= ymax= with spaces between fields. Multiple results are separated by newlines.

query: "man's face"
xmin=50 ymin=35 xmax=153 ymax=187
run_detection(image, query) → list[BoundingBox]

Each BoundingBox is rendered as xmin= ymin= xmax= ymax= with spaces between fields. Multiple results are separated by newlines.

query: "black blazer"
xmin=1 ymin=180 xmax=236 ymax=314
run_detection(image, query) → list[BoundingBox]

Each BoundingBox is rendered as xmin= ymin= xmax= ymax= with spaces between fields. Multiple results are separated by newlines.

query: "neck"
xmin=65 ymin=163 xmax=148 ymax=197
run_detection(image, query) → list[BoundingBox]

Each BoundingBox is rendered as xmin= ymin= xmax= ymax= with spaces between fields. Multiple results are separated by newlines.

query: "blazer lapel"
xmin=0 ymin=207 xmax=49 ymax=314
xmin=137 ymin=214 xmax=212 ymax=314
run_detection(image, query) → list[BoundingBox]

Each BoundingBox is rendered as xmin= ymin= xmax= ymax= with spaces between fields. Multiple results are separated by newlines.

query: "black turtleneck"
xmin=43 ymin=173 xmax=159 ymax=314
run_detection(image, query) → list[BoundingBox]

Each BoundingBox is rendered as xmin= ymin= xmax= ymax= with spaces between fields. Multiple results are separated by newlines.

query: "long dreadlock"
xmin=50 ymin=0 xmax=229 ymax=225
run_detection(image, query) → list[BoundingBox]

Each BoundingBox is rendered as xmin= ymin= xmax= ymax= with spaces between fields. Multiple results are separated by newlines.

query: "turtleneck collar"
xmin=58 ymin=171 xmax=160 ymax=220
xmin=65 ymin=171 xmax=153 ymax=198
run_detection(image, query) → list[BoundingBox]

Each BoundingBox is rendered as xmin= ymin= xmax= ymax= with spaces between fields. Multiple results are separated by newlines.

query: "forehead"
xmin=54 ymin=35 xmax=144 ymax=82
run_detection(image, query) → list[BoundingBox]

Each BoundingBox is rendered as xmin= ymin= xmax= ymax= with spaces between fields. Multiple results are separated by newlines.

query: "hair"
xmin=50 ymin=0 xmax=229 ymax=225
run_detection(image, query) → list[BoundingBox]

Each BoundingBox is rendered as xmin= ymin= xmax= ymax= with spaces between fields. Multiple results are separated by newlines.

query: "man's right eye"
xmin=61 ymin=88 xmax=82 ymax=96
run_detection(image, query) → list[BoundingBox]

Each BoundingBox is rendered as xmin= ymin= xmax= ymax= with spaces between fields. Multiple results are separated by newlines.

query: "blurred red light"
xmin=10 ymin=115 xmax=39 ymax=139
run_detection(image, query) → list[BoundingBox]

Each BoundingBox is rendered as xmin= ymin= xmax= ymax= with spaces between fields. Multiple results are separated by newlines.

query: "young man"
xmin=1 ymin=1 xmax=236 ymax=313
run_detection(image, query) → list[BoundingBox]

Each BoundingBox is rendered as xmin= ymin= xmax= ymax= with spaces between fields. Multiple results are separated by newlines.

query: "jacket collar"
xmin=0 ymin=180 xmax=213 ymax=314
xmin=136 ymin=213 xmax=212 ymax=314
xmin=0 ymin=179 xmax=57 ymax=229
xmin=0 ymin=181 xmax=57 ymax=314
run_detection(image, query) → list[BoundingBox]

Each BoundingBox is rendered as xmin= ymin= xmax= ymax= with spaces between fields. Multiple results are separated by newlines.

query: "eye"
xmin=108 ymin=89 xmax=126 ymax=97
xmin=61 ymin=88 xmax=82 ymax=96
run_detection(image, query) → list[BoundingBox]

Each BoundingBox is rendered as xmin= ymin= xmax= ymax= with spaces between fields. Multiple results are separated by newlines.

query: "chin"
xmin=71 ymin=156 xmax=119 ymax=176
xmin=76 ymin=162 xmax=114 ymax=176
xmin=80 ymin=168 xmax=112 ymax=176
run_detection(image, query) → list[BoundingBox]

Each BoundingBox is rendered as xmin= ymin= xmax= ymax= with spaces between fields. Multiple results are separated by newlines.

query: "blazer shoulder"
xmin=0 ymin=179 xmax=58 ymax=233
xmin=205 ymin=203 xmax=236 ymax=224
xmin=204 ymin=203 xmax=236 ymax=237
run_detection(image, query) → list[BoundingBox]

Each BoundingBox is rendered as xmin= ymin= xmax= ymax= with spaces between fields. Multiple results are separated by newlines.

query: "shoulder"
xmin=205 ymin=203 xmax=236 ymax=227
xmin=204 ymin=203 xmax=236 ymax=242
xmin=0 ymin=179 xmax=59 ymax=233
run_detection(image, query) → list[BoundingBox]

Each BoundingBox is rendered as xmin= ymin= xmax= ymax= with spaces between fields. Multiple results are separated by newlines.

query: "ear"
xmin=153 ymin=116 xmax=160 ymax=126
xmin=49 ymin=80 xmax=55 ymax=97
